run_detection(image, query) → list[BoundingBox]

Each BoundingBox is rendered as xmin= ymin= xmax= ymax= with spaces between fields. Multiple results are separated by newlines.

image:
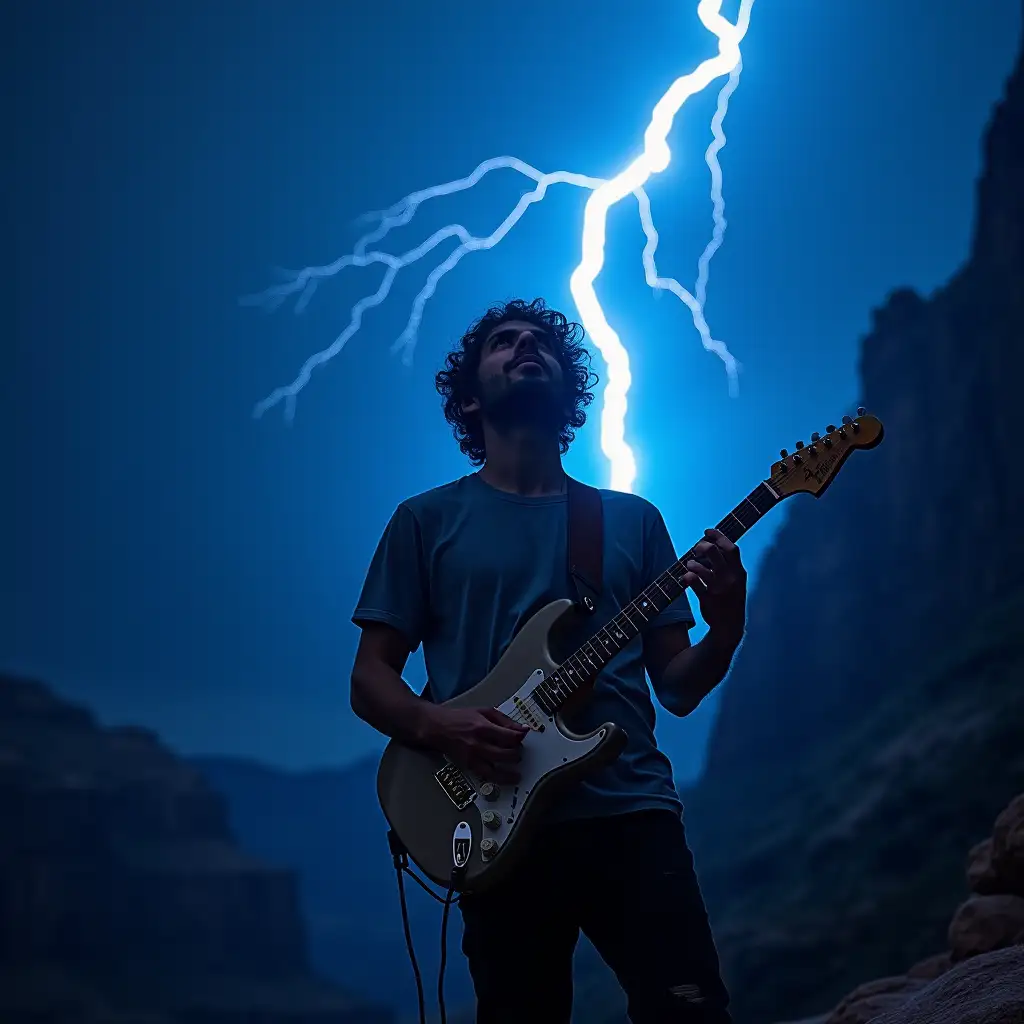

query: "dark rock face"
xmin=703 ymin=23 xmax=1024 ymax=783
xmin=0 ymin=674 xmax=392 ymax=1024
xmin=191 ymin=754 xmax=479 ymax=1022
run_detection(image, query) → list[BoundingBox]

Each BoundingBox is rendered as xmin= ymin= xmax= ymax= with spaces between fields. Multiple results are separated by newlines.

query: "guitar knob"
xmin=826 ymin=424 xmax=836 ymax=432
xmin=810 ymin=432 xmax=820 ymax=443
xmin=481 ymin=810 xmax=502 ymax=830
xmin=780 ymin=448 xmax=789 ymax=458
xmin=857 ymin=407 xmax=866 ymax=416
xmin=795 ymin=440 xmax=805 ymax=450
xmin=479 ymin=783 xmax=500 ymax=801
xmin=480 ymin=838 xmax=499 ymax=860
xmin=842 ymin=415 xmax=853 ymax=424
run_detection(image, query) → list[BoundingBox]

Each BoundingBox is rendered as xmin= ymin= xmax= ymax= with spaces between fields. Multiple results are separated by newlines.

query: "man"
xmin=350 ymin=298 xmax=745 ymax=1023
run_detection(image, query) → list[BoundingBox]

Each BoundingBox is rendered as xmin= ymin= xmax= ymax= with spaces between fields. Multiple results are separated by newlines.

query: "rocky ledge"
xmin=778 ymin=792 xmax=1024 ymax=1024
xmin=0 ymin=673 xmax=393 ymax=1024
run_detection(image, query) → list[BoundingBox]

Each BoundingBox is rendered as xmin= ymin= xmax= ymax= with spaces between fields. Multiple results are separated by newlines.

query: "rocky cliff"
xmin=638 ymin=14 xmax=1024 ymax=1024
xmin=0 ymin=673 xmax=392 ymax=1024
xmin=703 ymin=1 xmax=1024 ymax=784
xmin=190 ymin=755 xmax=478 ymax=1019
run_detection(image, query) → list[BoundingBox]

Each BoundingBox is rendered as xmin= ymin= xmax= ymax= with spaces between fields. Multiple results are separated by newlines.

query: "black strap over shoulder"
xmin=566 ymin=476 xmax=604 ymax=615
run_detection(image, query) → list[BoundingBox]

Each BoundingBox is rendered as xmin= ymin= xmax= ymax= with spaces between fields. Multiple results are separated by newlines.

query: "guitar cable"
xmin=387 ymin=828 xmax=465 ymax=1024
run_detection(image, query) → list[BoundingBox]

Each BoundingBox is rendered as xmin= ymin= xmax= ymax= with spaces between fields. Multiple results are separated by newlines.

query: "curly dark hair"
xmin=435 ymin=298 xmax=599 ymax=465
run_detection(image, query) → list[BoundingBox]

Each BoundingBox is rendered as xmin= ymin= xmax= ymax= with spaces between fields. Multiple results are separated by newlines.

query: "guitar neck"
xmin=531 ymin=481 xmax=781 ymax=715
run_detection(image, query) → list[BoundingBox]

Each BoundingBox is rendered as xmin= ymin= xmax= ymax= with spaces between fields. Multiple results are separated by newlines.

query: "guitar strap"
xmin=565 ymin=475 xmax=603 ymax=615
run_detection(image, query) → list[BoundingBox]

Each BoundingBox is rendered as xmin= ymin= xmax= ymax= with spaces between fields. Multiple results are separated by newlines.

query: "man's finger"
xmin=479 ymin=742 xmax=524 ymax=763
xmin=686 ymin=560 xmax=714 ymax=586
xmin=482 ymin=707 xmax=529 ymax=732
xmin=478 ymin=721 xmax=529 ymax=747
xmin=681 ymin=570 xmax=706 ymax=592
xmin=706 ymin=528 xmax=737 ymax=554
xmin=702 ymin=544 xmax=727 ymax=571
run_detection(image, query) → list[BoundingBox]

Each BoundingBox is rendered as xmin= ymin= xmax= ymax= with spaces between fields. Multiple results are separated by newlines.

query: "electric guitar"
xmin=377 ymin=410 xmax=885 ymax=893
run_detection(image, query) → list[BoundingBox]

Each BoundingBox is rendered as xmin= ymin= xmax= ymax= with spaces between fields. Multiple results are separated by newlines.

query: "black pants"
xmin=458 ymin=809 xmax=731 ymax=1024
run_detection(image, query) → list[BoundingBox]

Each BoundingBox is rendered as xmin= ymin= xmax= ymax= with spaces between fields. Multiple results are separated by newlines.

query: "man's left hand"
xmin=681 ymin=528 xmax=747 ymax=648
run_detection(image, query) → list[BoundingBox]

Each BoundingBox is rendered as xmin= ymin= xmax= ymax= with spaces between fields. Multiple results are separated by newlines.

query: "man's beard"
xmin=479 ymin=377 xmax=567 ymax=434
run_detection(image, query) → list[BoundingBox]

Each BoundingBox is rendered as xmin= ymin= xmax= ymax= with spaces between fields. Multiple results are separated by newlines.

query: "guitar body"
xmin=376 ymin=412 xmax=885 ymax=896
xmin=377 ymin=598 xmax=627 ymax=893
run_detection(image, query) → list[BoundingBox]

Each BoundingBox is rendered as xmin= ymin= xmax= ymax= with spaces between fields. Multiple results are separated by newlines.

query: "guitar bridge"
xmin=435 ymin=762 xmax=477 ymax=810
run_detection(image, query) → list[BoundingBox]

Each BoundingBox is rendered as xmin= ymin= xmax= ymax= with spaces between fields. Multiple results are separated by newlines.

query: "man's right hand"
xmin=420 ymin=705 xmax=529 ymax=784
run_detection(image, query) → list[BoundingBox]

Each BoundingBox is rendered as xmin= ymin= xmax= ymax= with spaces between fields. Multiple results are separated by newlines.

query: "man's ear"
xmin=461 ymin=396 xmax=481 ymax=415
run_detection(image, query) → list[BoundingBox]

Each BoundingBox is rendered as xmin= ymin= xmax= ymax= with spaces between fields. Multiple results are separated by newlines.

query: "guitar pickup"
xmin=435 ymin=762 xmax=477 ymax=810
xmin=512 ymin=694 xmax=545 ymax=731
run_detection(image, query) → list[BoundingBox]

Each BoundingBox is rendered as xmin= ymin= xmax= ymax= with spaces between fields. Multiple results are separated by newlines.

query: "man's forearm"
xmin=350 ymin=663 xmax=439 ymax=747
xmin=660 ymin=630 xmax=741 ymax=717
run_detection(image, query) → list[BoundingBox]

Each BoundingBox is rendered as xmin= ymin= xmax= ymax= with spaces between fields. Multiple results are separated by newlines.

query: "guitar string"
xmin=468 ymin=449 xmax=858 ymax=765
xmin=495 ymin=494 xmax=769 ymax=730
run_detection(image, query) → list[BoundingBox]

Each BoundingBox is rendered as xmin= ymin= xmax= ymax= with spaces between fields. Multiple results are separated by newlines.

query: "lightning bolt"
xmin=244 ymin=0 xmax=753 ymax=493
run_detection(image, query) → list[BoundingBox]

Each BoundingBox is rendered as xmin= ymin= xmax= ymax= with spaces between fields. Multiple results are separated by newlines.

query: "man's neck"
xmin=477 ymin=430 xmax=565 ymax=497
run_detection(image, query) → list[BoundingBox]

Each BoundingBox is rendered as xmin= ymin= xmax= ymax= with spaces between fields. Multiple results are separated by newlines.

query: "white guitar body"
xmin=377 ymin=598 xmax=626 ymax=892
xmin=376 ymin=413 xmax=885 ymax=893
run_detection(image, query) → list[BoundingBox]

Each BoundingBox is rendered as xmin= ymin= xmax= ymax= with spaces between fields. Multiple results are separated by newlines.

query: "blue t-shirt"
xmin=352 ymin=473 xmax=695 ymax=821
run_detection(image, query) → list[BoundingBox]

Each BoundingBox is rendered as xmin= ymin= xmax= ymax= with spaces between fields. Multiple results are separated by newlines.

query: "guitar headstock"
xmin=769 ymin=408 xmax=884 ymax=499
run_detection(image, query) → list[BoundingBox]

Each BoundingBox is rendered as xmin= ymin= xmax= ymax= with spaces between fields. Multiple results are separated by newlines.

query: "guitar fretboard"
xmin=530 ymin=481 xmax=780 ymax=715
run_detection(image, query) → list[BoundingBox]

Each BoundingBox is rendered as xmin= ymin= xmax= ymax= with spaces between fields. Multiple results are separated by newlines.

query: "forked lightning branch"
xmin=243 ymin=0 xmax=755 ymax=493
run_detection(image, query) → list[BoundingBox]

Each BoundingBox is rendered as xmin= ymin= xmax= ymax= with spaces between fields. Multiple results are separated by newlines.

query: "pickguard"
xmin=463 ymin=669 xmax=604 ymax=851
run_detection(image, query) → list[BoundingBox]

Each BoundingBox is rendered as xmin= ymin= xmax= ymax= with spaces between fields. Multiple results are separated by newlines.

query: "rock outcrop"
xmin=191 ymin=754 xmax=478 ymax=1020
xmin=806 ymin=792 xmax=1024 ymax=1024
xmin=703 ymin=0 xmax=1024 ymax=784
xmin=0 ymin=673 xmax=392 ymax=1024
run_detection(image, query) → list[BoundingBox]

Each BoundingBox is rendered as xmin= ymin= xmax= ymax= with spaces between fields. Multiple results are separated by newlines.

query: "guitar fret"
xmin=528 ymin=480 xmax=781 ymax=716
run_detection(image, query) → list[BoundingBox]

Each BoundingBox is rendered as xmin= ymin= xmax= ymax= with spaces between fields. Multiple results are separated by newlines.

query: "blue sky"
xmin=5 ymin=0 xmax=1022 ymax=782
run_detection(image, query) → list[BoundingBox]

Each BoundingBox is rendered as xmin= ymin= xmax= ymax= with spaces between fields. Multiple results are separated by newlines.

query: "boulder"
xmin=948 ymin=893 xmax=1024 ymax=962
xmin=869 ymin=945 xmax=1024 ymax=1024
xmin=967 ymin=839 xmax=1002 ymax=895
xmin=824 ymin=975 xmax=927 ymax=1024
xmin=992 ymin=793 xmax=1024 ymax=896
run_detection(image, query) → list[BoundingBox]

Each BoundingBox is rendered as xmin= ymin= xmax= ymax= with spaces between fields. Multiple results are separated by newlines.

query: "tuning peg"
xmin=842 ymin=415 xmax=853 ymax=424
xmin=810 ymin=432 xmax=820 ymax=443
xmin=780 ymin=448 xmax=789 ymax=458
xmin=826 ymin=424 xmax=836 ymax=432
xmin=795 ymin=440 xmax=804 ymax=449
xmin=857 ymin=407 xmax=866 ymax=416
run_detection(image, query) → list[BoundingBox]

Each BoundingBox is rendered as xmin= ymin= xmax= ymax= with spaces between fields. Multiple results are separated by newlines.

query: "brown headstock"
xmin=768 ymin=408 xmax=884 ymax=499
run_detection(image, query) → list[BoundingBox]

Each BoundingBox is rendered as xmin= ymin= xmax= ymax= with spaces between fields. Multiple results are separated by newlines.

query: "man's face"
xmin=463 ymin=319 xmax=568 ymax=430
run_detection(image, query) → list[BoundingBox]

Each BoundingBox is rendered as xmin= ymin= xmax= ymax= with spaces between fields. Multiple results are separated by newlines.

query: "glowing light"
xmin=569 ymin=0 xmax=751 ymax=490
xmin=245 ymin=1 xmax=753 ymax=492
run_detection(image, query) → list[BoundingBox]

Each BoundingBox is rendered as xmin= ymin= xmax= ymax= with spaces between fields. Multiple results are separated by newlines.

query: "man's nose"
xmin=514 ymin=331 xmax=540 ymax=353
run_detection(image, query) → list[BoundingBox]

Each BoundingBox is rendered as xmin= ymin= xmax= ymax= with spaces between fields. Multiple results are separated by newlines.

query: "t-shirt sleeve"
xmin=351 ymin=503 xmax=430 ymax=652
xmin=643 ymin=506 xmax=696 ymax=630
